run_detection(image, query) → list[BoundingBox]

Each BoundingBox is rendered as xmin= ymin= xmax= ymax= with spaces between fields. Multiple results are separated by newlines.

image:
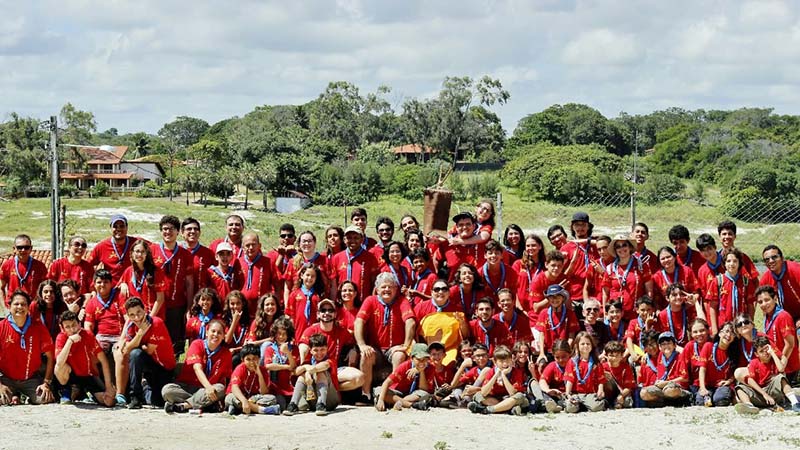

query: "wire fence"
xmin=496 ymin=192 xmax=800 ymax=261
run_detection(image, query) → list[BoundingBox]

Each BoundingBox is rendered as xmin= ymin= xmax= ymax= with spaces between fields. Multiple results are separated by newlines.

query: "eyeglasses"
xmin=432 ymin=286 xmax=448 ymax=293
xmin=377 ymin=228 xmax=393 ymax=233
xmin=15 ymin=245 xmax=32 ymax=251
xmin=71 ymin=242 xmax=87 ymax=248
xmin=764 ymin=255 xmax=780 ymax=262
xmin=549 ymin=233 xmax=564 ymax=240
xmin=161 ymin=226 xmax=176 ymax=232
xmin=280 ymin=234 xmax=295 ymax=239
xmin=735 ymin=319 xmax=752 ymax=327
xmin=319 ymin=309 xmax=335 ymax=314
xmin=473 ymin=353 xmax=489 ymax=358
xmin=584 ymin=307 xmax=600 ymax=313
xmin=614 ymin=244 xmax=628 ymax=249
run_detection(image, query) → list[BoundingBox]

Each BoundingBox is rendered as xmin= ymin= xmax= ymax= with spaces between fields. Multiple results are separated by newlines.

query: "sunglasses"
xmin=614 ymin=244 xmax=628 ymax=249
xmin=584 ymin=307 xmax=600 ymax=313
xmin=280 ymin=234 xmax=295 ymax=239
xmin=72 ymin=242 xmax=88 ymax=248
xmin=15 ymin=245 xmax=32 ymax=251
xmin=377 ymin=228 xmax=393 ymax=233
xmin=319 ymin=309 xmax=335 ymax=314
xmin=432 ymin=286 xmax=448 ymax=293
xmin=764 ymin=255 xmax=780 ymax=262
xmin=735 ymin=319 xmax=752 ymax=327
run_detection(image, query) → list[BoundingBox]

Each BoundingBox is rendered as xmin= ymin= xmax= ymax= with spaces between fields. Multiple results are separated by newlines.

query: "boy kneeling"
xmin=375 ymin=343 xmax=436 ymax=411
xmin=735 ymin=336 xmax=800 ymax=414
xmin=468 ymin=345 xmax=528 ymax=415
xmin=54 ymin=311 xmax=116 ymax=406
xmin=284 ymin=333 xmax=339 ymax=416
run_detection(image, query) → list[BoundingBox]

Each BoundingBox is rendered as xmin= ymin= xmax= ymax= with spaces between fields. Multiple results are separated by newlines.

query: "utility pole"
xmin=49 ymin=116 xmax=62 ymax=259
xmin=630 ymin=129 xmax=638 ymax=231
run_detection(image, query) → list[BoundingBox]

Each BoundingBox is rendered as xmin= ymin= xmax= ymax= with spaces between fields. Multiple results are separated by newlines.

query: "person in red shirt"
xmin=203 ymin=242 xmax=243 ymax=300
xmin=369 ymin=216 xmax=396 ymax=261
xmin=447 ymin=343 xmax=491 ymax=407
xmin=414 ymin=278 xmax=463 ymax=319
xmin=115 ymin=297 xmax=176 ymax=409
xmin=48 ymin=236 xmax=94 ymax=297
xmin=323 ymin=226 xmax=346 ymax=269
xmin=653 ymin=246 xmax=699 ymax=311
xmin=266 ymin=224 xmax=298 ymax=303
xmin=31 ymin=279 xmax=67 ymax=340
xmin=695 ymin=234 xmax=725 ymax=303
xmin=83 ymin=270 xmax=124 ymax=354
xmin=209 ymin=213 xmax=245 ymax=259
xmin=58 ymin=279 xmax=85 ymax=325
xmin=407 ymin=248 xmax=437 ymax=307
xmin=286 ymin=231 xmax=329 ymax=300
xmin=349 ymin=208 xmax=378 ymax=249
xmin=163 ymin=319 xmax=232 ymax=414
xmin=181 ymin=217 xmax=216 ymax=307
xmin=261 ymin=316 xmax=298 ymax=410
xmin=563 ymin=332 xmax=606 ymax=413
xmin=733 ymin=314 xmax=766 ymax=375
xmin=759 ymin=245 xmax=800 ymax=322
xmin=119 ymin=240 xmax=167 ymax=320
xmin=530 ymin=339 xmax=571 ymax=413
xmin=439 ymin=212 xmax=486 ymax=281
xmin=283 ymin=333 xmax=340 ymax=416
xmin=470 ymin=297 xmax=512 ymax=356
xmin=696 ymin=322 xmax=735 ymax=407
xmin=222 ymin=290 xmax=250 ymax=367
xmin=0 ymin=290 xmax=55 ymax=405
xmin=335 ymin=280 xmax=359 ymax=332
xmin=632 ymin=222 xmax=659 ymax=275
xmin=625 ymin=296 xmax=657 ymax=364
xmin=381 ymin=241 xmax=412 ymax=292
xmin=705 ymin=248 xmax=756 ymax=334
xmin=246 ymin=293 xmax=282 ymax=347
xmin=683 ymin=318 xmax=711 ymax=393
xmin=151 ymin=216 xmax=195 ymax=354
xmin=602 ymin=341 xmax=635 ymax=409
xmin=238 ymin=232 xmax=275 ymax=310
xmin=467 ymin=345 xmax=528 ymax=415
xmin=535 ymin=284 xmax=579 ymax=367
xmin=717 ymin=221 xmax=760 ymax=284
xmin=502 ymin=224 xmax=525 ymax=266
xmin=224 ymin=343 xmax=280 ymax=415
xmin=756 ymin=285 xmax=800 ymax=382
xmin=88 ymin=214 xmax=141 ymax=285
xmin=657 ymin=284 xmax=704 ymax=347
xmin=528 ymin=251 xmax=567 ymax=317
xmin=0 ymin=234 xmax=48 ymax=307
xmin=585 ymin=235 xmax=614 ymax=301
xmin=560 ymin=212 xmax=598 ymax=306
xmin=354 ymin=272 xmax=416 ymax=401
xmin=668 ymin=225 xmax=705 ymax=276
xmin=513 ymin=235 xmax=545 ymax=309
xmin=639 ymin=331 xmax=690 ymax=407
xmin=480 ymin=240 xmax=519 ymax=304
xmin=375 ymin=343 xmax=436 ymax=411
xmin=494 ymin=288 xmax=533 ymax=346
xmin=285 ymin=265 xmax=325 ymax=340
xmin=734 ymin=336 xmax=800 ymax=414
xmin=449 ymin=263 xmax=487 ymax=319
xmin=330 ymin=225 xmax=381 ymax=302
xmin=186 ymin=288 xmax=223 ymax=343
xmin=54 ymin=310 xmax=115 ymax=406
xmin=602 ymin=234 xmax=653 ymax=321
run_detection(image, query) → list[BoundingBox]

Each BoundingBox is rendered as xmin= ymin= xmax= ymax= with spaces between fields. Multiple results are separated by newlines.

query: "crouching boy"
xmin=225 ymin=344 xmax=280 ymax=415
xmin=284 ymin=333 xmax=339 ymax=416
xmin=467 ymin=345 xmax=528 ymax=415
xmin=54 ymin=311 xmax=116 ymax=406
xmin=375 ymin=343 xmax=436 ymax=411
xmin=734 ymin=336 xmax=800 ymax=414
xmin=639 ymin=331 xmax=691 ymax=407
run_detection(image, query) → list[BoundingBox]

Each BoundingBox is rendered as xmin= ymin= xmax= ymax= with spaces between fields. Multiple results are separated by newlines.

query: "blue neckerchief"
xmin=185 ymin=242 xmax=202 ymax=256
xmin=770 ymin=263 xmax=787 ymax=308
xmin=389 ymin=264 xmax=409 ymax=287
xmin=667 ymin=306 xmax=687 ymax=343
xmin=612 ymin=257 xmax=634 ymax=288
xmin=97 ymin=288 xmax=118 ymax=310
xmin=678 ymin=247 xmax=694 ymax=268
xmin=764 ymin=307 xmax=782 ymax=333
xmin=459 ymin=285 xmax=476 ymax=317
xmin=554 ymin=362 xmax=566 ymax=377
xmin=724 ymin=273 xmax=740 ymax=316
xmin=547 ymin=305 xmax=567 ymax=331
xmin=13 ymin=255 xmax=33 ymax=286
xmin=225 ymin=237 xmax=244 ymax=259
xmin=111 ymin=236 xmax=131 ymax=262
xmin=198 ymin=311 xmax=214 ymax=339
xmin=269 ymin=341 xmax=287 ymax=364
xmin=604 ymin=319 xmax=626 ymax=342
xmin=580 ymin=239 xmax=591 ymax=269
xmin=124 ymin=314 xmax=152 ymax=340
xmin=300 ymin=285 xmax=315 ymax=320
xmin=132 ymin=269 xmax=147 ymax=293
xmin=741 ymin=329 xmax=757 ymax=362
xmin=660 ymin=352 xmax=677 ymax=381
xmin=211 ymin=265 xmax=234 ymax=286
xmin=409 ymin=372 xmax=420 ymax=393
xmin=204 ymin=340 xmax=220 ymax=376
xmin=232 ymin=324 xmax=245 ymax=345
xmin=414 ymin=269 xmax=432 ymax=291
xmin=346 ymin=248 xmax=364 ymax=281
xmin=479 ymin=319 xmax=494 ymax=348
xmin=311 ymin=355 xmax=327 ymax=366
xmin=706 ymin=251 xmax=722 ymax=273
xmin=303 ymin=252 xmax=320 ymax=268
xmin=377 ymin=297 xmax=392 ymax=326
xmin=499 ymin=310 xmax=517 ymax=330
xmin=435 ymin=298 xmax=451 ymax=313
xmin=661 ymin=267 xmax=679 ymax=286
xmin=644 ymin=354 xmax=658 ymax=375
xmin=637 ymin=316 xmax=646 ymax=348
xmin=482 ymin=262 xmax=505 ymax=294
xmin=243 ymin=253 xmax=262 ymax=290
xmin=159 ymin=242 xmax=178 ymax=275
xmin=711 ymin=342 xmax=730 ymax=372
xmin=573 ymin=355 xmax=594 ymax=385
xmin=7 ymin=314 xmax=31 ymax=349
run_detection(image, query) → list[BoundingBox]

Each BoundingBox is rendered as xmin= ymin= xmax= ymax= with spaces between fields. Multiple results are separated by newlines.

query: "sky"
xmin=2 ymin=0 xmax=800 ymax=136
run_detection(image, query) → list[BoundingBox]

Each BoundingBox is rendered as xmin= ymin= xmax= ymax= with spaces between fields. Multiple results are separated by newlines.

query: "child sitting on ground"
xmin=224 ymin=344 xmax=280 ymax=415
xmin=563 ymin=331 xmax=606 ymax=413
xmin=283 ymin=333 xmax=339 ymax=416
xmin=375 ymin=343 xmax=435 ymax=411
xmin=734 ymin=336 xmax=800 ymax=414
xmin=602 ymin=340 xmax=635 ymax=409
xmin=467 ymin=345 xmax=528 ymax=415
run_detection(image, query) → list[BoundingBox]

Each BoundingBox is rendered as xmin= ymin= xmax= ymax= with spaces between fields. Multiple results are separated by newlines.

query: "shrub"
xmin=638 ymin=174 xmax=685 ymax=205
xmin=90 ymin=181 xmax=109 ymax=197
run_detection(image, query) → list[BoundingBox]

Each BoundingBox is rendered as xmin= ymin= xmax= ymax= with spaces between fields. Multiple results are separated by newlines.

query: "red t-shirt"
xmin=458 ymin=365 xmax=487 ymax=386
xmin=238 ymin=253 xmax=275 ymax=306
xmin=380 ymin=264 xmax=412 ymax=291
xmin=478 ymin=262 xmax=519 ymax=302
xmin=123 ymin=316 xmax=176 ymax=370
xmin=481 ymin=366 xmax=526 ymax=397
xmin=763 ymin=308 xmax=800 ymax=374
xmin=202 ymin=265 xmax=244 ymax=300
xmin=700 ymin=341 xmax=733 ymax=387
xmin=564 ymin=356 xmax=606 ymax=394
xmin=261 ymin=342 xmax=299 ymax=396
xmin=512 ymin=260 xmax=543 ymax=310
xmin=540 ymin=361 xmax=567 ymax=390
xmin=185 ymin=243 xmax=216 ymax=298
xmin=656 ymin=306 xmax=697 ymax=346
xmin=602 ymin=259 xmax=652 ymax=320
xmin=285 ymin=253 xmax=330 ymax=292
xmin=388 ymin=359 xmax=437 ymax=394
xmin=560 ymin=241 xmax=598 ymax=300
xmin=89 ymin=236 xmax=142 ymax=285
xmin=705 ymin=272 xmax=756 ymax=325
xmin=336 ymin=307 xmax=357 ymax=333
xmin=0 ymin=257 xmax=47 ymax=306
xmin=468 ymin=319 xmax=512 ymax=356
xmin=652 ymin=265 xmax=698 ymax=310
xmin=55 ymin=329 xmax=103 ymax=377
xmin=48 ymin=257 xmax=95 ymax=296
xmin=330 ymin=249 xmax=381 ymax=302
xmin=150 ymin=242 xmax=195 ymax=310
xmin=639 ymin=354 xmax=659 ymax=387
xmin=759 ymin=261 xmax=800 ymax=320
xmin=448 ymin=284 xmax=490 ymax=318
xmin=408 ymin=270 xmax=438 ymax=307
xmin=602 ymin=361 xmax=636 ymax=391
xmin=0 ymin=318 xmax=54 ymax=380
xmin=356 ymin=295 xmax=415 ymax=350
xmin=185 ymin=313 xmax=219 ymax=342
xmin=299 ymin=323 xmax=355 ymax=364
xmin=535 ymin=306 xmax=580 ymax=353
xmin=735 ymin=331 xmax=767 ymax=368
xmin=226 ymin=364 xmax=270 ymax=396
xmin=210 ymin=238 xmax=243 ymax=260
xmin=285 ymin=288 xmax=321 ymax=339
xmin=441 ymin=242 xmax=486 ymax=282
xmin=432 ymin=362 xmax=456 ymax=389
xmin=119 ymin=266 xmax=167 ymax=320
xmin=682 ymin=340 xmax=705 ymax=387
xmin=655 ymin=351 xmax=689 ymax=389
xmin=676 ymin=248 xmax=706 ymax=278
xmin=84 ymin=289 xmax=125 ymax=336
xmin=624 ymin=317 xmax=650 ymax=348
xmin=176 ymin=339 xmax=233 ymax=387
xmin=747 ymin=357 xmax=778 ymax=387
xmin=634 ymin=248 xmax=660 ymax=275
xmin=527 ymin=272 xmax=567 ymax=321
xmin=493 ymin=311 xmax=533 ymax=345
xmin=696 ymin=257 xmax=726 ymax=298
xmin=414 ymin=299 xmax=462 ymax=320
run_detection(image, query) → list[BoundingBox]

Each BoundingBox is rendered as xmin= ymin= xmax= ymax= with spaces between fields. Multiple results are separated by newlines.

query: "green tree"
xmin=59 ymin=103 xmax=96 ymax=145
xmin=0 ymin=113 xmax=48 ymax=195
xmin=157 ymin=116 xmax=210 ymax=148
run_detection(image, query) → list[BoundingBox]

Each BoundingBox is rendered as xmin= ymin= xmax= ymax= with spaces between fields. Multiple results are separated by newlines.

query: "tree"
xmin=157 ymin=116 xmax=210 ymax=148
xmin=0 ymin=113 xmax=48 ymax=195
xmin=59 ymin=103 xmax=96 ymax=145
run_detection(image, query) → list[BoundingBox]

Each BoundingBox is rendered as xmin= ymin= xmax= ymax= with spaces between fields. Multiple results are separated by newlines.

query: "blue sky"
xmin=2 ymin=0 xmax=799 ymax=136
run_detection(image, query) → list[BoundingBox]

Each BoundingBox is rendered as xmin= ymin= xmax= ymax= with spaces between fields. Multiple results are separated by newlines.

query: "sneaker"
xmin=315 ymin=402 xmax=329 ymax=416
xmin=544 ymin=400 xmax=562 ymax=413
xmin=115 ymin=394 xmax=127 ymax=407
xmin=60 ymin=389 xmax=72 ymax=405
xmin=468 ymin=401 xmax=489 ymax=415
xmin=127 ymin=396 xmax=142 ymax=410
xmin=735 ymin=402 xmax=759 ymax=415
xmin=354 ymin=393 xmax=372 ymax=407
xmin=791 ymin=403 xmax=800 ymax=413
xmin=227 ymin=405 xmax=240 ymax=416
xmin=260 ymin=404 xmax=281 ymax=415
xmin=411 ymin=399 xmax=430 ymax=411
xmin=164 ymin=402 xmax=175 ymax=414
xmin=511 ymin=405 xmax=525 ymax=416
xmin=282 ymin=402 xmax=299 ymax=416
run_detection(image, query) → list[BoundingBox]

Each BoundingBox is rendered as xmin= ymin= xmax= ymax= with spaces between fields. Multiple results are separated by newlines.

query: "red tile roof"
xmin=392 ymin=144 xmax=438 ymax=154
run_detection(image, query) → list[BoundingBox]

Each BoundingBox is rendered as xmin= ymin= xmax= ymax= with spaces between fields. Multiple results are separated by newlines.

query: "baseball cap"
xmin=544 ymin=284 xmax=570 ymax=301
xmin=452 ymin=211 xmax=476 ymax=223
xmin=658 ymin=331 xmax=676 ymax=343
xmin=344 ymin=225 xmax=365 ymax=236
xmin=215 ymin=242 xmax=234 ymax=254
xmin=318 ymin=298 xmax=336 ymax=309
xmin=410 ymin=343 xmax=431 ymax=359
xmin=571 ymin=211 xmax=590 ymax=223
xmin=109 ymin=214 xmax=128 ymax=227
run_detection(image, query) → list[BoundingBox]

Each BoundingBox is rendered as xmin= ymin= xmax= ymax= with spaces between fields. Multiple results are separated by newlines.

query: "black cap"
xmin=452 ymin=211 xmax=476 ymax=223
xmin=571 ymin=211 xmax=590 ymax=223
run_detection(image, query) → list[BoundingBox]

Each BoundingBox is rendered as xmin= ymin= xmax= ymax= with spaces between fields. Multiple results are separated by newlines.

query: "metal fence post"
xmin=496 ymin=192 xmax=503 ymax=240
xmin=630 ymin=190 xmax=636 ymax=232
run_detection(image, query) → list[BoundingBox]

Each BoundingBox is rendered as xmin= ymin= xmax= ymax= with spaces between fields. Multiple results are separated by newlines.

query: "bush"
xmin=90 ymin=181 xmax=109 ymax=197
xmin=313 ymin=160 xmax=382 ymax=206
xmin=58 ymin=182 xmax=78 ymax=198
xmin=136 ymin=180 xmax=168 ymax=198
xmin=638 ymin=174 xmax=685 ymax=205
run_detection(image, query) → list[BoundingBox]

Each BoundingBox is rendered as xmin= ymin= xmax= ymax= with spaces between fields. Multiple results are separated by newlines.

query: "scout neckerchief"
xmin=345 ymin=248 xmax=364 ymax=281
xmin=413 ymin=269 xmax=432 ymax=291
xmin=7 ymin=314 xmax=31 ymax=349
xmin=111 ymin=236 xmax=131 ymax=262
xmin=97 ymin=288 xmax=118 ymax=310
xmin=198 ymin=311 xmax=214 ymax=339
xmin=770 ymin=263 xmax=787 ymax=308
xmin=300 ymin=285 xmax=315 ymax=320
xmin=573 ymin=355 xmax=595 ymax=385
xmin=711 ymin=342 xmax=730 ymax=372
xmin=660 ymin=352 xmax=677 ymax=381
xmin=225 ymin=237 xmax=243 ymax=259
xmin=459 ymin=284 xmax=477 ymax=317
xmin=435 ymin=297 xmax=451 ymax=313
xmin=678 ymin=247 xmax=694 ymax=268
xmin=482 ymin=262 xmax=505 ymax=294
xmin=302 ymin=252 xmax=320 ymax=268
xmin=389 ymin=264 xmax=409 ymax=287
xmin=705 ymin=251 xmax=722 ymax=273
xmin=547 ymin=305 xmax=567 ymax=331
xmin=667 ymin=305 xmax=687 ymax=343
xmin=578 ymin=238 xmax=592 ymax=269
xmin=131 ymin=268 xmax=147 ymax=293
xmin=211 ymin=265 xmax=234 ymax=287
xmin=724 ymin=272 xmax=741 ymax=317
xmin=661 ymin=266 xmax=679 ymax=286
xmin=377 ymin=297 xmax=392 ymax=326
xmin=479 ymin=319 xmax=494 ymax=348
xmin=13 ymin=255 xmax=33 ymax=287
xmin=204 ymin=340 xmax=220 ymax=376
xmin=243 ymin=253 xmax=262 ymax=290
xmin=124 ymin=314 xmax=152 ymax=340
xmin=637 ymin=316 xmax=646 ymax=348
xmin=311 ymin=355 xmax=327 ymax=365
xmin=741 ymin=328 xmax=757 ymax=362
xmin=159 ymin=242 xmax=178 ymax=275
xmin=185 ymin=242 xmax=203 ymax=256
xmin=232 ymin=322 xmax=245 ymax=345
xmin=504 ymin=246 xmax=520 ymax=261
xmin=612 ymin=257 xmax=634 ymax=288
xmin=764 ymin=306 xmax=782 ymax=334
xmin=644 ymin=354 xmax=658 ymax=376
xmin=498 ymin=310 xmax=517 ymax=330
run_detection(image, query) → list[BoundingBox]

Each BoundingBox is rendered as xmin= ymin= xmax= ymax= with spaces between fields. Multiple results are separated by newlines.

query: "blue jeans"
xmin=128 ymin=348 xmax=173 ymax=406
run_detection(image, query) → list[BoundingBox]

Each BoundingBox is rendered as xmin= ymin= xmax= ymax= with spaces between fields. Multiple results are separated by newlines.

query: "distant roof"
xmin=72 ymin=145 xmax=129 ymax=164
xmin=392 ymin=144 xmax=438 ymax=154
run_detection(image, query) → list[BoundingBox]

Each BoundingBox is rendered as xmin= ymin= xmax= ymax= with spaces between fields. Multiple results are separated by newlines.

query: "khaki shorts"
xmin=735 ymin=374 xmax=788 ymax=408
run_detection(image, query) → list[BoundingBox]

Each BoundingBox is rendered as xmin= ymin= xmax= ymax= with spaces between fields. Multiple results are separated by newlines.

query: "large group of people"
xmin=0 ymin=201 xmax=799 ymax=417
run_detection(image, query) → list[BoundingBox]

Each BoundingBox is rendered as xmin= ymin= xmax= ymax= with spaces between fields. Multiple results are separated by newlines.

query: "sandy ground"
xmin=1 ymin=403 xmax=797 ymax=450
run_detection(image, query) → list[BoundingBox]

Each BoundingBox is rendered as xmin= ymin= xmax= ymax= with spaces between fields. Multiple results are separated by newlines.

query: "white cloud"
xmin=561 ymin=29 xmax=641 ymax=66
